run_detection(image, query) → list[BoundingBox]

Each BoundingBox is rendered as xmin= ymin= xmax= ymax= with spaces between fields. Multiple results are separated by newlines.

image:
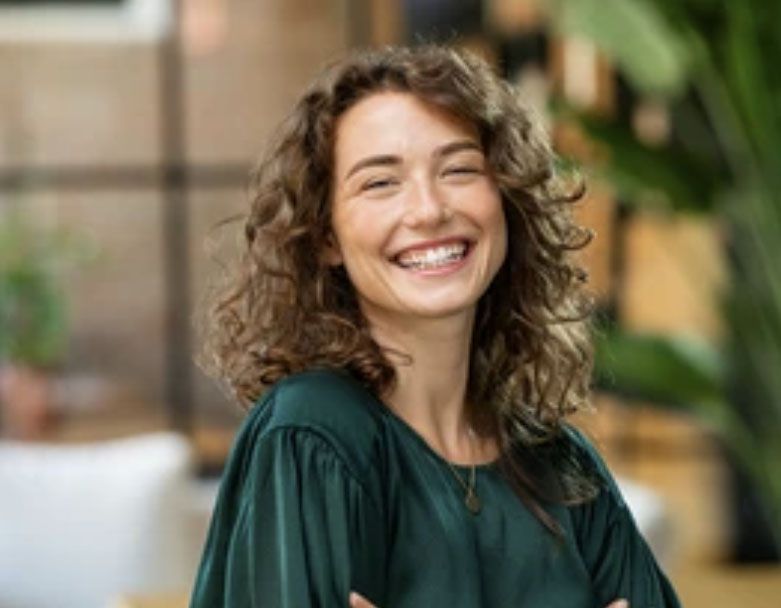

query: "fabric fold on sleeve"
xmin=567 ymin=429 xmax=682 ymax=608
xmin=192 ymin=426 xmax=387 ymax=608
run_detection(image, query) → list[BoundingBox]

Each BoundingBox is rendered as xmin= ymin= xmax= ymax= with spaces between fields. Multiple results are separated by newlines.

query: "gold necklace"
xmin=446 ymin=461 xmax=481 ymax=514
xmin=445 ymin=428 xmax=481 ymax=515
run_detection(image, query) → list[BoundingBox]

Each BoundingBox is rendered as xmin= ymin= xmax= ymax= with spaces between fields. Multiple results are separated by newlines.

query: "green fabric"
xmin=190 ymin=369 xmax=681 ymax=607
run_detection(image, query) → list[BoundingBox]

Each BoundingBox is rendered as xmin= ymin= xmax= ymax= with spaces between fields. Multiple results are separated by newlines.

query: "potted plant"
xmin=545 ymin=0 xmax=781 ymax=559
xmin=0 ymin=208 xmax=85 ymax=439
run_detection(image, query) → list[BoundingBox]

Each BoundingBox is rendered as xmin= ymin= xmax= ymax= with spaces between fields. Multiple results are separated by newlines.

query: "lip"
xmin=391 ymin=236 xmax=473 ymax=259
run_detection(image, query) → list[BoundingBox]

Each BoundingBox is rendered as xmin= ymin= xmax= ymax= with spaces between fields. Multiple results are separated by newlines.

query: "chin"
xmin=403 ymin=294 xmax=481 ymax=320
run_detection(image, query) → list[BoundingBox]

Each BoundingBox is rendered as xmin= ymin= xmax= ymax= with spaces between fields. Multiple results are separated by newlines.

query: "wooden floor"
xmin=674 ymin=561 xmax=781 ymax=607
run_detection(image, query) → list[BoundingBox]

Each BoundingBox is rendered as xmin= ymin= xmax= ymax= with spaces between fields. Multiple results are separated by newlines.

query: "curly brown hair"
xmin=198 ymin=45 xmax=597 ymax=528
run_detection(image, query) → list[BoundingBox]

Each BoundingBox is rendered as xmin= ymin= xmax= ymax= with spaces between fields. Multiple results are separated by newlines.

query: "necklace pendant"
xmin=465 ymin=490 xmax=482 ymax=515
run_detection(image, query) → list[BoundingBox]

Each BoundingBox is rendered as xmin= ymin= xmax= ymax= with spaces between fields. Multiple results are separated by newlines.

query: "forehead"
xmin=333 ymin=92 xmax=479 ymax=170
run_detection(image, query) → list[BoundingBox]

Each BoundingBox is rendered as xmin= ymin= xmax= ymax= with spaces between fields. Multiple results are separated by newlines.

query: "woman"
xmin=191 ymin=45 xmax=681 ymax=607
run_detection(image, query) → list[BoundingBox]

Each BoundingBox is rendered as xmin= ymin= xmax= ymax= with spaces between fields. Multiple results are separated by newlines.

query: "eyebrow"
xmin=434 ymin=139 xmax=482 ymax=159
xmin=345 ymin=154 xmax=399 ymax=180
xmin=343 ymin=139 xmax=482 ymax=181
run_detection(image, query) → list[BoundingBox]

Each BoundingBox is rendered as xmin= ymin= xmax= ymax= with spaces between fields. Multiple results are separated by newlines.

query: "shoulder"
xmin=561 ymin=424 xmax=626 ymax=508
xmin=247 ymin=368 xmax=386 ymax=475
xmin=269 ymin=368 xmax=384 ymax=432
xmin=562 ymin=425 xmax=606 ymax=470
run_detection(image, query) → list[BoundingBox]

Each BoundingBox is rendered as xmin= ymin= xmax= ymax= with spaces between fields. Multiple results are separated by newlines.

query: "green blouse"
xmin=190 ymin=369 xmax=681 ymax=607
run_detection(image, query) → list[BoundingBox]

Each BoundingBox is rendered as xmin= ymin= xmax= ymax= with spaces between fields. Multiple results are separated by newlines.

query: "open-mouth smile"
xmin=391 ymin=239 xmax=474 ymax=272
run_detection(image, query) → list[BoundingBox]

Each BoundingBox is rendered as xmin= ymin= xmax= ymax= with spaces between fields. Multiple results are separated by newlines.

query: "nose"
xmin=402 ymin=176 xmax=453 ymax=228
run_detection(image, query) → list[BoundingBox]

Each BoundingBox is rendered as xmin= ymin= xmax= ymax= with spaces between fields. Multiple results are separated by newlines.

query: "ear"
xmin=322 ymin=230 xmax=343 ymax=266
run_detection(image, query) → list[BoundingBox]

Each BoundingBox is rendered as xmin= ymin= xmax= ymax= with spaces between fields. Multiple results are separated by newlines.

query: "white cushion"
xmin=0 ymin=433 xmax=194 ymax=608
xmin=616 ymin=475 xmax=673 ymax=564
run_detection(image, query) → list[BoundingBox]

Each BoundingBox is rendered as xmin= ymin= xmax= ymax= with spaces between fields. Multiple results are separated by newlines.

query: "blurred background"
xmin=0 ymin=1 xmax=779 ymax=606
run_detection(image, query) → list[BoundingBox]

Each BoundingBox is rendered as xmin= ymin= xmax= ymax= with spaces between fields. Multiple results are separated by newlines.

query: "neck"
xmin=366 ymin=309 xmax=495 ymax=464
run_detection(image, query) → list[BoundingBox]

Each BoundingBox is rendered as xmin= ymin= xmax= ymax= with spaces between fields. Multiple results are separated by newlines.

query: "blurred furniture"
xmin=0 ymin=432 xmax=198 ymax=608
xmin=617 ymin=476 xmax=673 ymax=564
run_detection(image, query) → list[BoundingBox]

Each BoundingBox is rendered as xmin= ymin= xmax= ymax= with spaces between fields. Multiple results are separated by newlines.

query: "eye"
xmin=444 ymin=166 xmax=479 ymax=175
xmin=362 ymin=176 xmax=399 ymax=191
xmin=441 ymin=165 xmax=483 ymax=179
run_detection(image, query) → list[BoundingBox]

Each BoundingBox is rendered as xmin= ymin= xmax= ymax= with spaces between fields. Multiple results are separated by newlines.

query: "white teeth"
xmin=396 ymin=242 xmax=468 ymax=270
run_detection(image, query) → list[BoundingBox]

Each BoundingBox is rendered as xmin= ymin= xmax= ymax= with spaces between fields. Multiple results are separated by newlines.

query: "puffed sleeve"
xmin=567 ymin=429 xmax=682 ymax=608
xmin=190 ymin=422 xmax=388 ymax=608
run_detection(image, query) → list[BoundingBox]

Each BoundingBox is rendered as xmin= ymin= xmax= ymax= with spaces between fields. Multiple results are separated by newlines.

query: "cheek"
xmin=333 ymin=208 xmax=389 ymax=265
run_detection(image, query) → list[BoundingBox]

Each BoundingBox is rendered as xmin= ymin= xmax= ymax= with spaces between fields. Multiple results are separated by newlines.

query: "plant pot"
xmin=0 ymin=364 xmax=55 ymax=440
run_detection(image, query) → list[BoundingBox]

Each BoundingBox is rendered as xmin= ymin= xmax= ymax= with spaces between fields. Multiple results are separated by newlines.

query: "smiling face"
xmin=328 ymin=91 xmax=507 ymax=329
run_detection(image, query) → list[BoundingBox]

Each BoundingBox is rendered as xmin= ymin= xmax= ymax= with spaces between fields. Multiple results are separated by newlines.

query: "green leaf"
xmin=0 ymin=210 xmax=91 ymax=367
xmin=722 ymin=3 xmax=781 ymax=184
xmin=562 ymin=108 xmax=721 ymax=212
xmin=549 ymin=0 xmax=692 ymax=96
xmin=594 ymin=329 xmax=725 ymax=407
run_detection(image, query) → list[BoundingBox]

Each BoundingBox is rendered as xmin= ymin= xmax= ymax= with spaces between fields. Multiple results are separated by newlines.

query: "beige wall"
xmin=0 ymin=1 xmax=350 ymax=420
